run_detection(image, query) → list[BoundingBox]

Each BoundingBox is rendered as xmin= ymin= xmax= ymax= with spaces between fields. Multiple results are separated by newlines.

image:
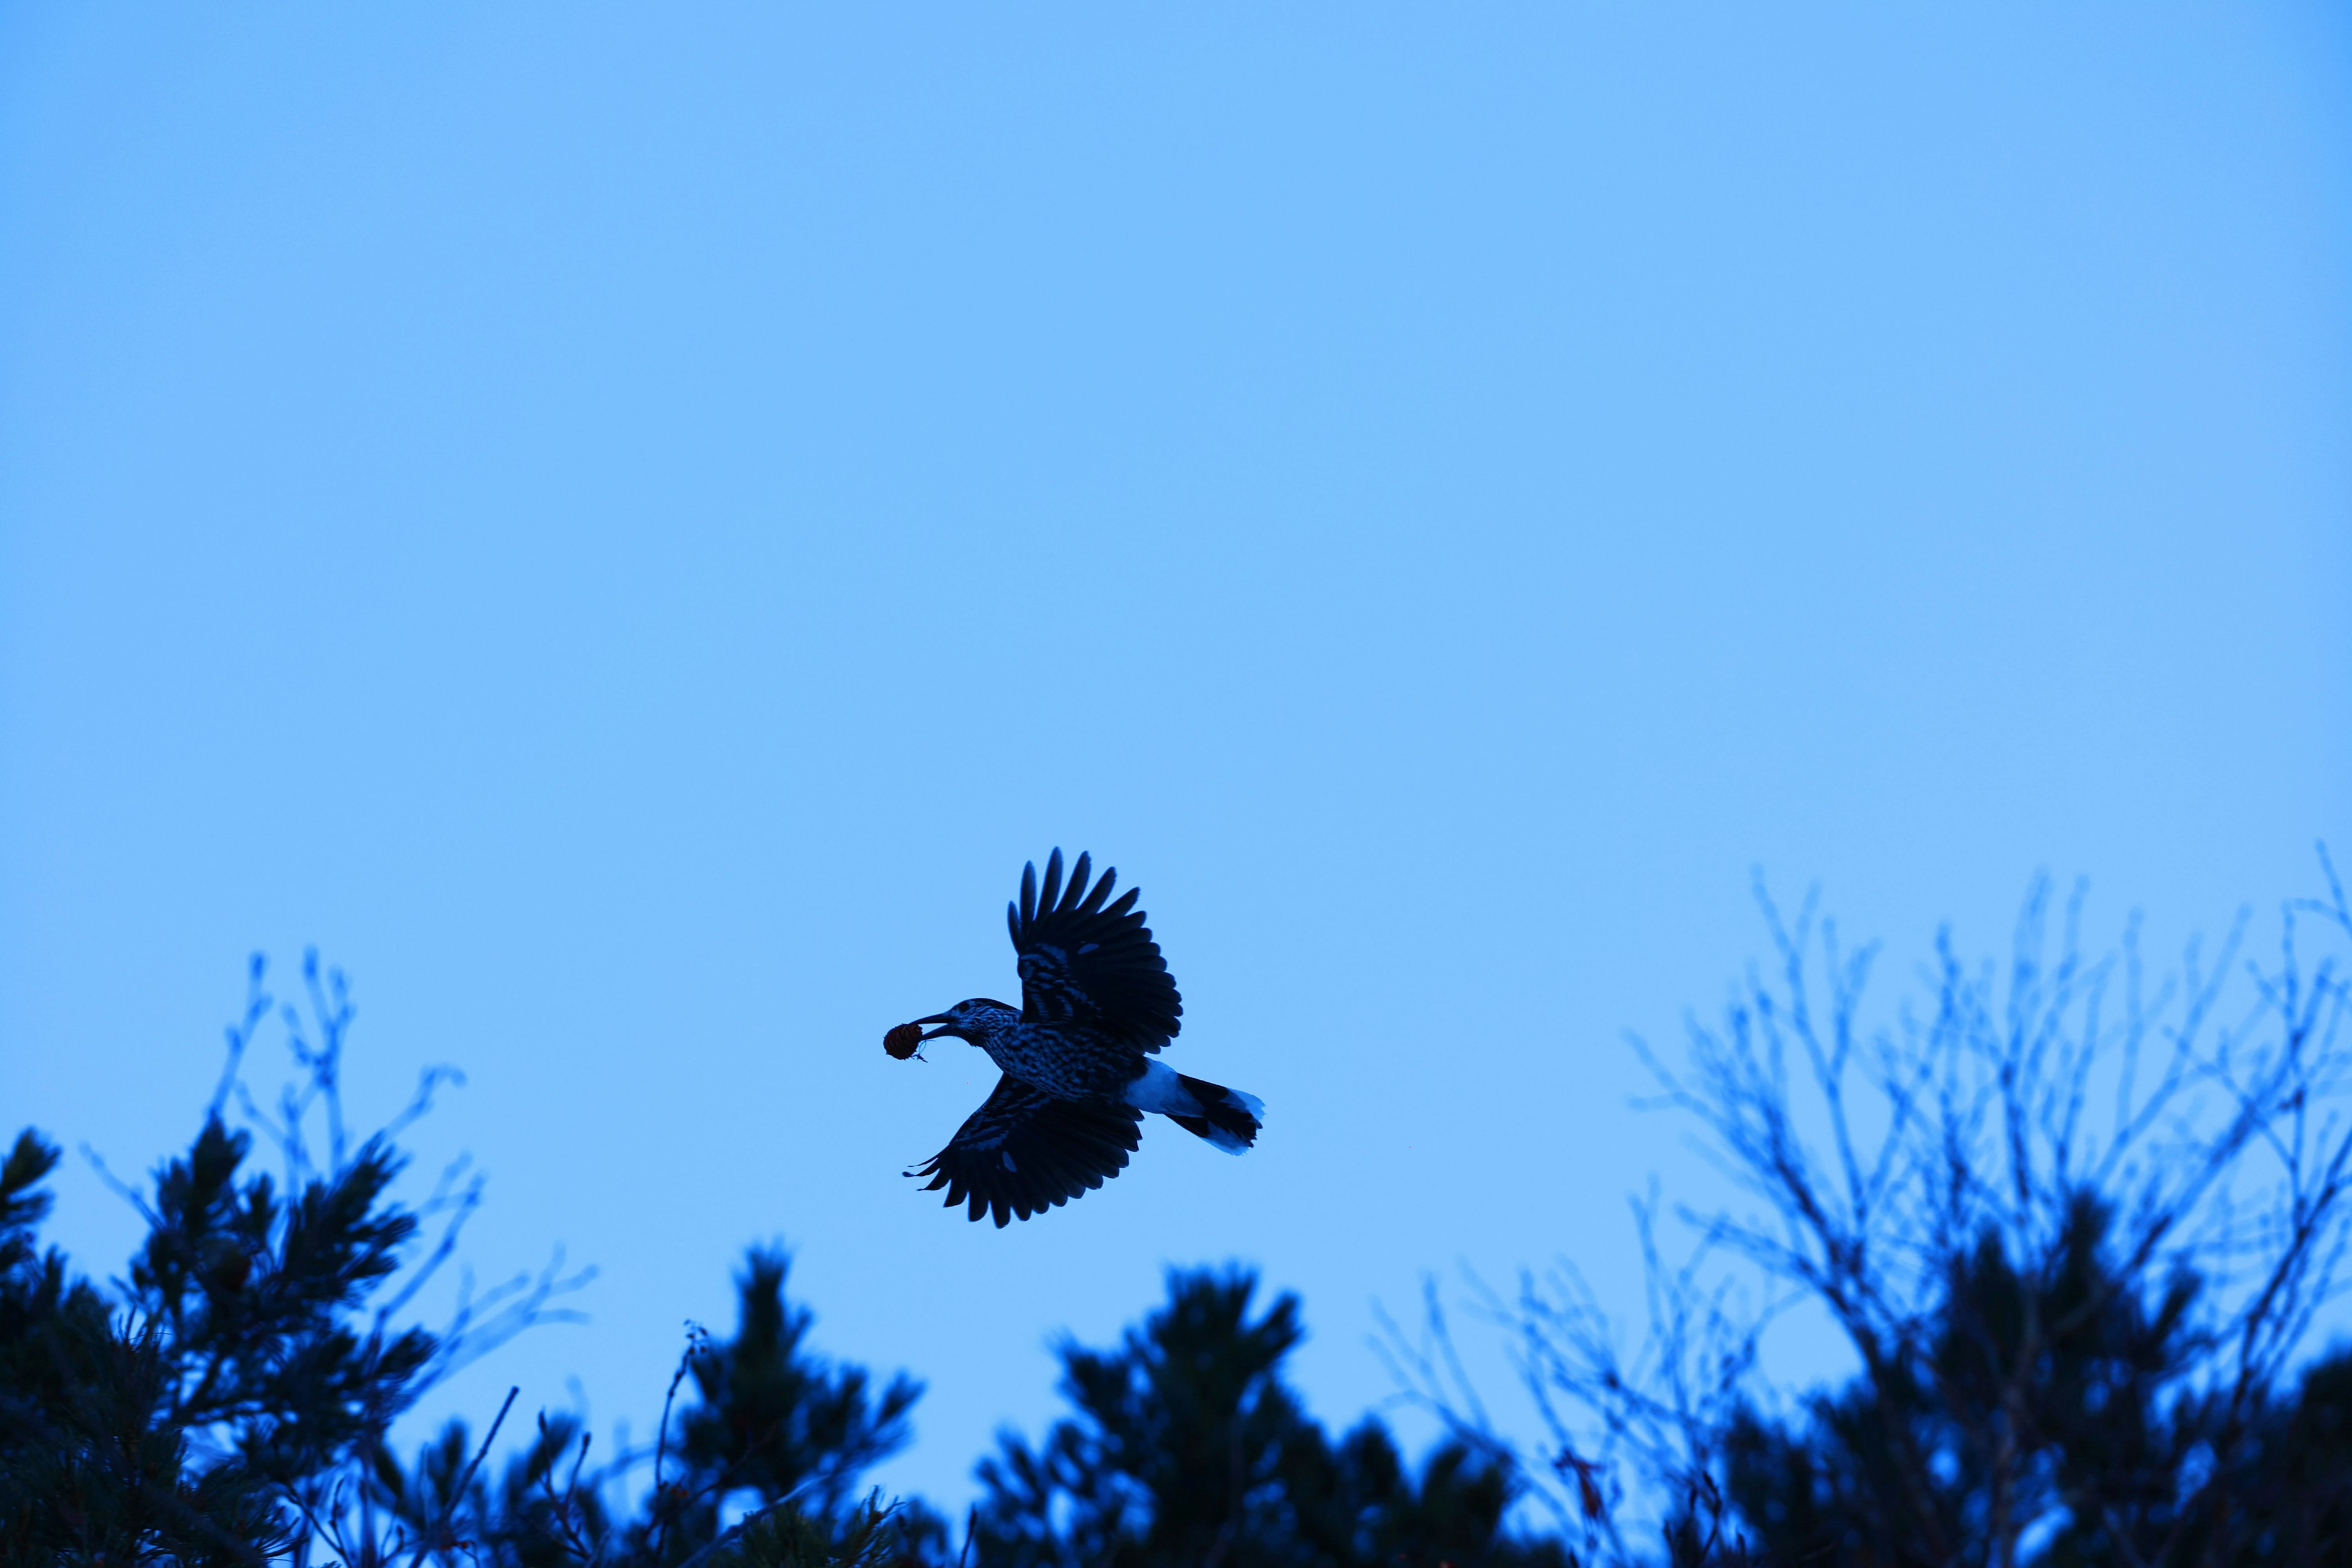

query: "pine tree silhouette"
xmin=976 ymin=1267 xmax=1567 ymax=1568
xmin=1721 ymin=1194 xmax=2352 ymax=1567
xmin=0 ymin=954 xmax=932 ymax=1568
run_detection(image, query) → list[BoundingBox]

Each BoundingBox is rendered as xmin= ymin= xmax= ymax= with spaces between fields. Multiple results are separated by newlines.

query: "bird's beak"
xmin=914 ymin=1013 xmax=957 ymax=1040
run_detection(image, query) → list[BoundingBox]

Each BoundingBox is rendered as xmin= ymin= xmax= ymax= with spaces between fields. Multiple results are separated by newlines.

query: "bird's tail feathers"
xmin=1167 ymin=1072 xmax=1263 ymax=1155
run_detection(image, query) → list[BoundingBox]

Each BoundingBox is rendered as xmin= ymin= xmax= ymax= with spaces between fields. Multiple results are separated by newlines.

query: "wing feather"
xmin=1076 ymin=862 xmax=1114 ymax=915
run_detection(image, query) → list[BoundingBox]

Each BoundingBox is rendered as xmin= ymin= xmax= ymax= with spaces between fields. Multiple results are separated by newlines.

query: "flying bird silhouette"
xmin=888 ymin=849 xmax=1264 ymax=1226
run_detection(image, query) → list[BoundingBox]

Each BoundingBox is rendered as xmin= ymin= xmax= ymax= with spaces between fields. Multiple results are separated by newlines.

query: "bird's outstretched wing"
xmin=910 ymin=1076 xmax=1143 ymax=1227
xmin=1007 ymin=848 xmax=1182 ymax=1051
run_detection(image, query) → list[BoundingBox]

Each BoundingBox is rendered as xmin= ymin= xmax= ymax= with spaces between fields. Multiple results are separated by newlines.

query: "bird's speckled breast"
xmin=978 ymin=1017 xmax=1140 ymax=1099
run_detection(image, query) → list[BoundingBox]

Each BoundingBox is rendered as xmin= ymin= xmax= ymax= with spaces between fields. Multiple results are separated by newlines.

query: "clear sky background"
xmin=4 ymin=1 xmax=2349 ymax=1520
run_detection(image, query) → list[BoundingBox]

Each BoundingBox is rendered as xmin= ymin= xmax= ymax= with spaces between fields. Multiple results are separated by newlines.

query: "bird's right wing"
xmin=909 ymin=1075 xmax=1143 ymax=1227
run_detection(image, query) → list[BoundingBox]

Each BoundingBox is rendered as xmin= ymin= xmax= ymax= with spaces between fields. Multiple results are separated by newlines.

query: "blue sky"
xmin=4 ymin=1 xmax=2348 ymax=1518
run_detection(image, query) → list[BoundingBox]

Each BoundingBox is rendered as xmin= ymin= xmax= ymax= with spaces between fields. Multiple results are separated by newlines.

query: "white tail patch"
xmin=1125 ymin=1060 xmax=1265 ymax=1155
xmin=1123 ymin=1058 xmax=1198 ymax=1115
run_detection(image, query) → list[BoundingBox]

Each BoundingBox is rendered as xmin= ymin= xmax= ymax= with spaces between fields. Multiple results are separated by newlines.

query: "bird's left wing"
xmin=1008 ymin=849 xmax=1183 ymax=1051
xmin=909 ymin=1075 xmax=1143 ymax=1227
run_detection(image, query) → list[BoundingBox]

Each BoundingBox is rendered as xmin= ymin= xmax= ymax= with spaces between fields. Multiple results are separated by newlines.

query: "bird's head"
xmin=913 ymin=998 xmax=1018 ymax=1046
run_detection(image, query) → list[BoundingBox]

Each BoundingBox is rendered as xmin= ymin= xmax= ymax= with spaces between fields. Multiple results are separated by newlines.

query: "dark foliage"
xmin=0 ymin=952 xmax=922 ymax=1568
xmin=1721 ymin=1193 xmax=2352 ymax=1566
xmin=2 ymin=1125 xmax=290 ymax=1566
xmin=21 ymin=859 xmax=2352 ymax=1568
xmin=372 ymin=1253 xmax=941 ymax=1568
xmin=0 ymin=1047 xmax=465 ymax=1568
xmin=1396 ymin=852 xmax=2352 ymax=1566
xmin=0 ymin=968 xmax=491 ymax=1568
xmin=976 ymin=1267 xmax=1567 ymax=1568
xmin=675 ymin=1251 xmax=924 ymax=1529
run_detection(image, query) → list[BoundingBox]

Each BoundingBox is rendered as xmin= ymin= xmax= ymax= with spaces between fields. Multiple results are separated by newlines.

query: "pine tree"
xmin=374 ymin=1250 xmax=942 ymax=1568
xmin=1417 ymin=860 xmax=2352 ymax=1565
xmin=976 ymin=1267 xmax=1566 ymax=1568
xmin=1721 ymin=1192 xmax=2352 ymax=1565
xmin=0 ymin=953 xmax=934 ymax=1568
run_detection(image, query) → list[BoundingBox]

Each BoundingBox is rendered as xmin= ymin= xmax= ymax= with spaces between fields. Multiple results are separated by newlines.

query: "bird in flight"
xmin=886 ymin=849 xmax=1264 ymax=1226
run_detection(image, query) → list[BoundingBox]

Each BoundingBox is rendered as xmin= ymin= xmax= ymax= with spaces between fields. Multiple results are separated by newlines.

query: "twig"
xmin=415 ymin=1385 xmax=516 ymax=1567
